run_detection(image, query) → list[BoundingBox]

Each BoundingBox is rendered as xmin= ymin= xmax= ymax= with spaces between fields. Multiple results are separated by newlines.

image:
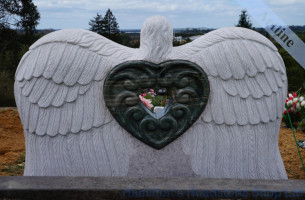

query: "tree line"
xmin=89 ymin=9 xmax=120 ymax=42
xmin=88 ymin=9 xmax=140 ymax=48
xmin=0 ymin=0 xmax=40 ymax=106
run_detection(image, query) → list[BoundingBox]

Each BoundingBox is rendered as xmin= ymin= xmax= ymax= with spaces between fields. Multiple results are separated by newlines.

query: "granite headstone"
xmin=14 ymin=16 xmax=288 ymax=179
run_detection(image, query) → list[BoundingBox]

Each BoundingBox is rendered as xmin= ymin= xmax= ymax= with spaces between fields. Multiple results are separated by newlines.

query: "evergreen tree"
xmin=101 ymin=9 xmax=120 ymax=41
xmin=0 ymin=0 xmax=40 ymax=106
xmin=89 ymin=13 xmax=104 ymax=35
xmin=18 ymin=0 xmax=40 ymax=35
xmin=236 ymin=10 xmax=252 ymax=29
xmin=0 ymin=0 xmax=18 ymax=28
xmin=0 ymin=0 xmax=40 ymax=35
xmin=88 ymin=9 xmax=120 ymax=42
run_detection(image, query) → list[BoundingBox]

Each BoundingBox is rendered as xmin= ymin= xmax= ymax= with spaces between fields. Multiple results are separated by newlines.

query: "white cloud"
xmin=33 ymin=0 xmax=304 ymax=29
xmin=268 ymin=0 xmax=305 ymax=5
xmin=34 ymin=0 xmax=238 ymax=13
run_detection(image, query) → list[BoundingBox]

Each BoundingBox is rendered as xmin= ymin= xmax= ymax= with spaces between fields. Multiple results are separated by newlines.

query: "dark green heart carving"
xmin=103 ymin=60 xmax=210 ymax=149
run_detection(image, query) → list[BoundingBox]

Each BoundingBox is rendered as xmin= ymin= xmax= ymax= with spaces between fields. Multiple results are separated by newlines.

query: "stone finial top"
xmin=140 ymin=16 xmax=173 ymax=63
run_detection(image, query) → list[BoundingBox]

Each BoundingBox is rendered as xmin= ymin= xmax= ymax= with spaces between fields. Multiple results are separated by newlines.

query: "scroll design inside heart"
xmin=103 ymin=60 xmax=210 ymax=149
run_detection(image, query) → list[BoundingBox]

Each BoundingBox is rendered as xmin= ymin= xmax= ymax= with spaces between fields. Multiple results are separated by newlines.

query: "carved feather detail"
xmin=15 ymin=16 xmax=287 ymax=179
xmin=172 ymin=27 xmax=287 ymax=179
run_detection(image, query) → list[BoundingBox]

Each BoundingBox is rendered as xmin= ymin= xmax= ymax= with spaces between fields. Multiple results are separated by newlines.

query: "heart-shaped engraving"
xmin=103 ymin=60 xmax=210 ymax=149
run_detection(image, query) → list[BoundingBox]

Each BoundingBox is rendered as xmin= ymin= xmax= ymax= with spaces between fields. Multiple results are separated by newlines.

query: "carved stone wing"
xmin=15 ymin=29 xmax=138 ymax=136
xmin=170 ymin=27 xmax=288 ymax=179
xmin=14 ymin=29 xmax=138 ymax=176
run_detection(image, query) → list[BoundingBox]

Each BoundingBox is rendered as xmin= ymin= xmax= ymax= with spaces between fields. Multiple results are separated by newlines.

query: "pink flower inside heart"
xmin=139 ymin=95 xmax=153 ymax=110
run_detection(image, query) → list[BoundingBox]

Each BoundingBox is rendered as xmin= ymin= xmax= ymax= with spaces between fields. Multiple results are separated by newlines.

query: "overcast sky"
xmin=32 ymin=0 xmax=305 ymax=30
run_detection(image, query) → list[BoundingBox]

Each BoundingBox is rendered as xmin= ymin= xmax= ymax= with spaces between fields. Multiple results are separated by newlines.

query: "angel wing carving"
xmin=14 ymin=29 xmax=140 ymax=176
xmin=15 ymin=16 xmax=287 ymax=179
xmin=169 ymin=27 xmax=287 ymax=179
